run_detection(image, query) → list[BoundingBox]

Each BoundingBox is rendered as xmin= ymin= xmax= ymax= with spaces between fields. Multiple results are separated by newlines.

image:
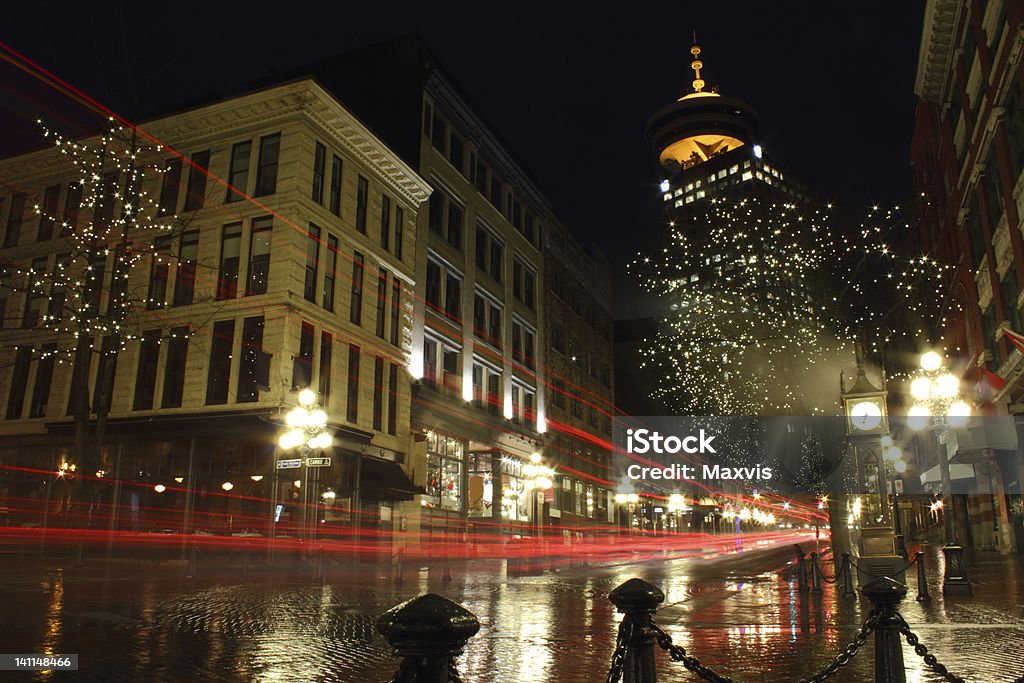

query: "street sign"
xmin=898 ymin=501 xmax=914 ymax=510
xmin=306 ymin=457 xmax=331 ymax=467
xmin=894 ymin=479 xmax=904 ymax=495
xmin=276 ymin=458 xmax=302 ymax=469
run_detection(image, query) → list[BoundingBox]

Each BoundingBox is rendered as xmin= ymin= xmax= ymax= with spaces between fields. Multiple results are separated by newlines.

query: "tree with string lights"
xmin=0 ymin=119 xmax=211 ymax=523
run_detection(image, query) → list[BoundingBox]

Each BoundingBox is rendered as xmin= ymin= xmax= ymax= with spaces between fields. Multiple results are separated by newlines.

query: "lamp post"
xmin=278 ymin=389 xmax=333 ymax=545
xmin=906 ymin=351 xmax=973 ymax=595
xmin=667 ymin=493 xmax=687 ymax=533
xmin=615 ymin=493 xmax=640 ymax=535
xmin=522 ymin=452 xmax=553 ymax=538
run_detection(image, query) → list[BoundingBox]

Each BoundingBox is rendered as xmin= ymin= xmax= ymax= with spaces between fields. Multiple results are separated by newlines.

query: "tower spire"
xmin=690 ymin=32 xmax=705 ymax=94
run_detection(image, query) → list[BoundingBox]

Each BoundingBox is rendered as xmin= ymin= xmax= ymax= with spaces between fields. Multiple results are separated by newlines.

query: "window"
xmin=426 ymin=261 xmax=441 ymax=309
xmin=0 ymin=268 xmax=9 ymax=328
xmin=449 ymin=132 xmax=464 ymax=172
xmin=489 ymin=176 xmax=502 ymax=209
xmin=162 ymin=327 xmax=189 ymax=408
xmin=216 ymin=222 xmax=242 ymax=300
xmin=237 ymin=316 xmax=265 ymax=403
xmin=158 ymin=159 xmax=182 ymax=215
xmin=147 ymin=236 xmax=172 ymax=309
xmin=66 ymin=339 xmax=93 ymax=416
xmin=488 ymin=303 xmax=501 ymax=344
xmin=182 ymin=150 xmax=210 ymax=211
xmin=1002 ymin=269 xmax=1022 ymax=333
xmin=323 ymin=234 xmax=338 ymax=312
xmin=373 ymin=357 xmax=384 ymax=431
xmin=293 ymin=321 xmax=314 ymax=391
xmin=474 ymin=157 xmax=489 ymax=195
xmin=472 ymin=363 xmax=484 ymax=407
xmin=29 ymin=343 xmax=56 ymax=418
xmin=986 ymin=153 xmax=1005 ymax=225
xmin=552 ymin=272 xmax=564 ymax=300
xmin=246 ymin=216 xmax=272 ymax=295
xmin=133 ymin=329 xmax=161 ymax=410
xmin=425 ymin=432 xmax=464 ymax=511
xmin=442 ymin=347 xmax=459 ymax=392
xmin=390 ymin=280 xmax=401 ymax=346
xmin=206 ymin=320 xmax=235 ymax=405
xmin=304 ymin=224 xmax=321 ymax=303
xmin=552 ymin=322 xmax=565 ymax=355
xmin=93 ymin=335 xmax=118 ymax=412
xmin=475 ymin=226 xmax=487 ymax=270
xmin=312 ymin=141 xmax=326 ymax=203
xmin=226 ymin=140 xmax=251 ymax=202
xmin=473 ymin=294 xmax=486 ymax=337
xmin=5 ymin=193 xmax=25 ymax=247
xmin=6 ymin=346 xmax=31 ymax=419
xmin=346 ymin=344 xmax=360 ymax=422
xmin=445 ymin=272 xmax=461 ymax=321
xmin=447 ymin=202 xmax=463 ymax=249
xmin=62 ymin=183 xmax=82 ymax=235
xmin=511 ymin=385 xmax=535 ymax=426
xmin=254 ymin=133 xmax=280 ymax=197
xmin=512 ymin=321 xmax=536 ymax=369
xmin=387 ymin=363 xmax=398 ymax=435
xmin=22 ymin=256 xmax=48 ymax=328
xmin=428 ymin=193 xmax=443 ymax=235
xmin=395 ymin=206 xmax=404 ymax=260
xmin=376 ymin=269 xmax=388 ymax=338
xmin=423 ymin=337 xmax=438 ymax=386
xmin=513 ymin=259 xmax=536 ymax=309
xmin=380 ymin=194 xmax=391 ymax=250
xmin=172 ymin=230 xmax=199 ymax=306
xmin=355 ymin=175 xmax=368 ymax=233
xmin=318 ymin=332 xmax=333 ymax=405
xmin=350 ymin=251 xmax=364 ymax=325
xmin=329 ymin=155 xmax=342 ymax=215
xmin=431 ymin=114 xmax=447 ymax=152
xmin=38 ymin=184 xmax=60 ymax=240
xmin=84 ymin=256 xmax=105 ymax=317
xmin=490 ymin=240 xmax=503 ymax=282
xmin=967 ymin=200 xmax=986 ymax=267
xmin=487 ymin=369 xmax=500 ymax=416
xmin=48 ymin=253 xmax=70 ymax=321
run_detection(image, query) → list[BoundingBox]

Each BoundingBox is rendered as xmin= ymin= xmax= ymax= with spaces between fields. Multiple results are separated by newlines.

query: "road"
xmin=0 ymin=535 xmax=1022 ymax=681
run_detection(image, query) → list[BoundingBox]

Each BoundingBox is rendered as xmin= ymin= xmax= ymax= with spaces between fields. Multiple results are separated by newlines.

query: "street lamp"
xmin=667 ymin=493 xmax=687 ymax=533
xmin=906 ymin=351 xmax=973 ymax=595
xmin=615 ymin=492 xmax=640 ymax=534
xmin=278 ymin=389 xmax=333 ymax=542
xmin=522 ymin=452 xmax=553 ymax=537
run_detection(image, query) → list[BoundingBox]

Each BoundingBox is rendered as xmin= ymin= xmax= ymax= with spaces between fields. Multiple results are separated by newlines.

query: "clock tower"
xmin=841 ymin=357 xmax=905 ymax=583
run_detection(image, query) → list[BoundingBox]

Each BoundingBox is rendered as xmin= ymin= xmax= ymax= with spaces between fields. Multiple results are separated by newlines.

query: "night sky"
xmin=1 ymin=1 xmax=923 ymax=296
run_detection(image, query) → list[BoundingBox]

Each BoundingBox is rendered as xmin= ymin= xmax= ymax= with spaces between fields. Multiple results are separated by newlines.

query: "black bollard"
xmin=316 ymin=545 xmax=324 ymax=582
xmin=608 ymin=578 xmax=666 ymax=683
xmin=443 ymin=553 xmax=452 ymax=583
xmin=941 ymin=544 xmax=972 ymax=596
xmin=810 ymin=552 xmax=823 ymax=595
xmin=862 ymin=577 xmax=908 ymax=683
xmin=797 ymin=550 xmax=809 ymax=592
xmin=378 ymin=593 xmax=480 ymax=683
xmin=841 ymin=553 xmax=856 ymax=598
xmin=186 ymin=545 xmax=197 ymax=578
xmin=915 ymin=552 xmax=930 ymax=602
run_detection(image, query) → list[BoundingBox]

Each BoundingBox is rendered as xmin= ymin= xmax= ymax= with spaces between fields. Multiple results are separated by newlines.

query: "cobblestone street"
xmin=1 ymin=537 xmax=1023 ymax=682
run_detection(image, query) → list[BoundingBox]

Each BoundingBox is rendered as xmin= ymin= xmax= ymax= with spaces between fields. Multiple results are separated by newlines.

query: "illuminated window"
xmin=741 ymin=171 xmax=753 ymax=181
xmin=729 ymin=165 xmax=739 ymax=174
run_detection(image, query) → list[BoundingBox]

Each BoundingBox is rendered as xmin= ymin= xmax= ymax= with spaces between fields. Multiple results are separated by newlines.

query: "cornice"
xmin=915 ymin=0 xmax=964 ymax=102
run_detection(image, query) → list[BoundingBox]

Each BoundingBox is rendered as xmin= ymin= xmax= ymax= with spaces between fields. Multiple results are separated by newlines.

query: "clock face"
xmin=849 ymin=401 xmax=883 ymax=430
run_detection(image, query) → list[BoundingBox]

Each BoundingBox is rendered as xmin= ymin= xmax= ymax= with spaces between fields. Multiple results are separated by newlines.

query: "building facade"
xmin=0 ymin=80 xmax=432 ymax=544
xmin=909 ymin=0 xmax=1024 ymax=552
xmin=305 ymin=37 xmax=616 ymax=540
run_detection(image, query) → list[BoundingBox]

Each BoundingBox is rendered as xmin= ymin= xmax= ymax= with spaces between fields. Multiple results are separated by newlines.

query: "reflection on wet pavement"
xmin=1 ymin=541 xmax=1023 ymax=682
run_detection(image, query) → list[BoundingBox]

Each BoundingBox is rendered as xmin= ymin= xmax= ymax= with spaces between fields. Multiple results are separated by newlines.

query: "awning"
xmin=360 ymin=456 xmax=424 ymax=502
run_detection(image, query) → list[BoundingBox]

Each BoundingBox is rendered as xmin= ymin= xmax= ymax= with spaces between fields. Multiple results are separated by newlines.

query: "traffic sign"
xmin=306 ymin=457 xmax=331 ymax=467
xmin=276 ymin=458 xmax=302 ymax=469
xmin=894 ymin=479 xmax=904 ymax=495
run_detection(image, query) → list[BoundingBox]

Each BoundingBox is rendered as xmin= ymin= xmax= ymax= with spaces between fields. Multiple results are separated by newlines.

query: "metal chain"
xmin=649 ymin=619 xmax=735 ymax=682
xmin=815 ymin=555 xmax=840 ymax=585
xmin=796 ymin=610 xmax=879 ymax=683
xmin=897 ymin=614 xmax=971 ymax=683
xmin=606 ymin=614 xmax=632 ymax=683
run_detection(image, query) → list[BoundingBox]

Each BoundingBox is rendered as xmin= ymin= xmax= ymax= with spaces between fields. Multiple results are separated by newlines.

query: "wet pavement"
xmin=1 ymin=536 xmax=1023 ymax=682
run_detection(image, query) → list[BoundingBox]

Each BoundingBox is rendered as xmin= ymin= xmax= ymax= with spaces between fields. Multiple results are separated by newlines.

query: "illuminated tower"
xmin=646 ymin=39 xmax=810 ymax=216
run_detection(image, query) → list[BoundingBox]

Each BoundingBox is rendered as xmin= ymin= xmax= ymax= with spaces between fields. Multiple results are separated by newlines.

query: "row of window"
xmin=550 ymin=321 xmax=610 ymax=386
xmin=550 ymin=269 xmax=608 ymax=333
xmin=549 ymin=376 xmax=612 ymax=434
xmin=424 ymin=103 xmax=541 ymax=249
xmin=311 ymin=141 xmax=405 ymax=261
xmin=290 ymin=320 xmax=400 ymax=434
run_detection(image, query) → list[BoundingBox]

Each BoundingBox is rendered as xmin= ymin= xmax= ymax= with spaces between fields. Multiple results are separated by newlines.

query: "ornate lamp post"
xmin=614 ymin=492 xmax=640 ymax=535
xmin=278 ymin=389 xmax=333 ymax=543
xmin=906 ymin=351 xmax=972 ymax=595
xmin=522 ymin=452 xmax=553 ymax=537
